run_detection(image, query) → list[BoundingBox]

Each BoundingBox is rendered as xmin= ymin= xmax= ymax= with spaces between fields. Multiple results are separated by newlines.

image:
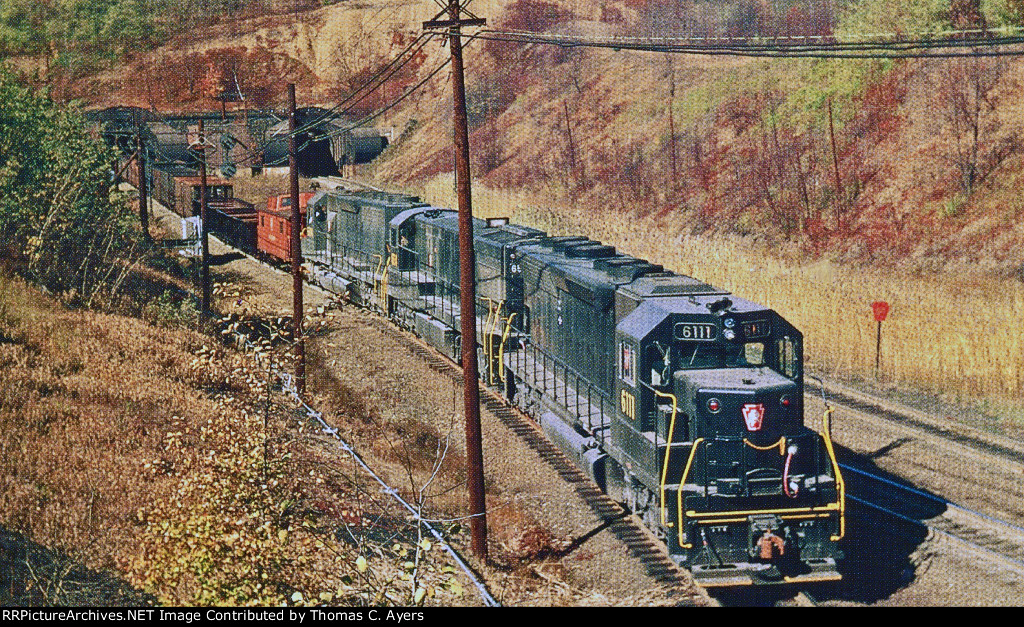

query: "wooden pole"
xmin=136 ymin=128 xmax=150 ymax=242
xmin=448 ymin=0 xmax=487 ymax=561
xmin=289 ymin=84 xmax=306 ymax=396
xmin=199 ymin=119 xmax=211 ymax=315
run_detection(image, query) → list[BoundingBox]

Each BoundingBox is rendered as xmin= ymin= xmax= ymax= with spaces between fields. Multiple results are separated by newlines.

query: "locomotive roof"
xmin=411 ymin=211 xmax=546 ymax=243
xmin=515 ymin=236 xmax=663 ymax=295
xmin=413 ymin=211 xmax=486 ymax=232
xmin=389 ymin=206 xmax=454 ymax=229
xmin=311 ymin=189 xmax=425 ymax=211
xmin=618 ymin=293 xmax=773 ymax=342
xmin=618 ymin=273 xmax=725 ymax=299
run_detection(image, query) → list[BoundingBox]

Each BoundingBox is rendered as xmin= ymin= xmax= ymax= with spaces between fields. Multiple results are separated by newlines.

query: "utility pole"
xmin=425 ymin=1 xmax=488 ymax=561
xmin=136 ymin=126 xmax=150 ymax=242
xmin=198 ymin=119 xmax=211 ymax=315
xmin=289 ymin=83 xmax=306 ymax=396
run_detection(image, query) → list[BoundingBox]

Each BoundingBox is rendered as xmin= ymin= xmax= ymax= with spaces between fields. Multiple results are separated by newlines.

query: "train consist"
xmin=300 ymin=189 xmax=846 ymax=587
xmin=104 ymin=103 xmax=845 ymax=586
xmin=121 ymin=149 xmax=316 ymax=263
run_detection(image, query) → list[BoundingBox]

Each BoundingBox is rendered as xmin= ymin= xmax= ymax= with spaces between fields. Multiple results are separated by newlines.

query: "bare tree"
xmin=930 ymin=57 xmax=1008 ymax=197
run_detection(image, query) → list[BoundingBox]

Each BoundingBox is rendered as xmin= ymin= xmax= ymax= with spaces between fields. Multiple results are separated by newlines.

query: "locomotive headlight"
xmin=780 ymin=395 xmax=791 ymax=407
xmin=707 ymin=398 xmax=721 ymax=413
xmin=722 ymin=329 xmax=736 ymax=341
xmin=723 ymin=317 xmax=736 ymax=329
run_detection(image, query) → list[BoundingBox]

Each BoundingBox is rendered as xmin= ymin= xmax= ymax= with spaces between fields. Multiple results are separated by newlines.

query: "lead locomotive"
xmin=302 ymin=188 xmax=845 ymax=587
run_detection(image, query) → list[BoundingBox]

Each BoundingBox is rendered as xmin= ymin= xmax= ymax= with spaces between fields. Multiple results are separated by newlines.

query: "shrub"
xmin=0 ymin=68 xmax=142 ymax=306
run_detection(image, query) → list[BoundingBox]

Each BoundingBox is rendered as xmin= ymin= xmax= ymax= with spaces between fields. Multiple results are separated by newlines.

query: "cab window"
xmin=744 ymin=342 xmax=765 ymax=366
xmin=680 ymin=342 xmax=765 ymax=369
xmin=619 ymin=341 xmax=636 ymax=385
xmin=777 ymin=336 xmax=801 ymax=379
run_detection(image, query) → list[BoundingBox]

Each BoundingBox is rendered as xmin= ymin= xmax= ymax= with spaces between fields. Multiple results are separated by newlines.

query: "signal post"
xmin=198 ymin=119 xmax=211 ymax=315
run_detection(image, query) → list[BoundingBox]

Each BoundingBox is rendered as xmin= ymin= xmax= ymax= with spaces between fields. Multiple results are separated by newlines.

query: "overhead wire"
xmin=132 ymin=14 xmax=1024 ymax=172
xmin=455 ymin=26 xmax=1024 ymax=59
xmin=217 ymin=30 xmax=440 ymax=169
xmin=283 ymin=31 xmax=438 ymax=139
xmin=310 ymin=26 xmax=487 ymax=143
xmin=123 ymin=31 xmax=435 ymax=173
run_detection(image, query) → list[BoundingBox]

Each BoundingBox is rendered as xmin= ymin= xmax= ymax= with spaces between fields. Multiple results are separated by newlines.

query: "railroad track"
xmin=363 ymin=316 xmax=704 ymax=603
xmin=360 ymin=312 xmax=1024 ymax=604
xmin=844 ymin=464 xmax=1024 ymax=577
xmin=803 ymin=379 xmax=1024 ymax=575
xmin=805 ymin=378 xmax=1024 ymax=468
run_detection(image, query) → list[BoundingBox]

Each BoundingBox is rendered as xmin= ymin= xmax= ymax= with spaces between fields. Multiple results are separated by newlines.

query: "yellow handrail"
xmin=380 ymin=251 xmax=394 ymax=300
xmin=821 ymin=406 xmax=846 ymax=541
xmin=482 ymin=298 xmax=496 ymax=385
xmin=676 ymin=437 xmax=705 ymax=549
xmin=498 ymin=312 xmax=517 ymax=385
xmin=743 ymin=436 xmax=787 ymax=455
xmin=491 ymin=301 xmax=503 ymax=385
xmin=686 ymin=504 xmax=839 ymax=518
xmin=654 ymin=389 xmax=680 ymax=528
xmin=371 ymin=254 xmax=384 ymax=301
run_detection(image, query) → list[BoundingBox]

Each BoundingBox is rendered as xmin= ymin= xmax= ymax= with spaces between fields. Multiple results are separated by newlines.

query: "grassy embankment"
xmin=384 ymin=2 xmax=1024 ymax=431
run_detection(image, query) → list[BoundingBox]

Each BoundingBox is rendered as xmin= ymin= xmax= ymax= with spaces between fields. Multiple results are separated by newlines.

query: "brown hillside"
xmin=43 ymin=0 xmax=1024 ymax=276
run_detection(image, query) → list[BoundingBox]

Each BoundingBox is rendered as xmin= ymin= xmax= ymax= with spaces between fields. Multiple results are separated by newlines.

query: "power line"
xmin=310 ymin=30 xmax=488 ymax=144
xmin=450 ymin=27 xmax=1024 ymax=59
xmin=312 ymin=57 xmax=452 ymax=142
xmin=217 ymin=31 xmax=439 ymax=169
xmin=284 ymin=32 xmax=438 ymax=139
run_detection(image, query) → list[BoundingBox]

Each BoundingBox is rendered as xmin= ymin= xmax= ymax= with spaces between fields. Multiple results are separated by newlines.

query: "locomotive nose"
xmin=675 ymin=367 xmax=801 ymax=441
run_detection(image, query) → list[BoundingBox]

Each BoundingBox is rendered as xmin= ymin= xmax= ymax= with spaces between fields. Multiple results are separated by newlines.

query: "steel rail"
xmin=803 ymin=378 xmax=1024 ymax=469
xmin=365 ymin=317 xmax=704 ymax=598
xmin=846 ymin=494 xmax=1024 ymax=575
xmin=840 ymin=463 xmax=1024 ymax=537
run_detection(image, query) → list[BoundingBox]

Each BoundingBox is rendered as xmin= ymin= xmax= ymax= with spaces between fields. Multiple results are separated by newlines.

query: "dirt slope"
xmin=44 ymin=0 xmax=1024 ymax=274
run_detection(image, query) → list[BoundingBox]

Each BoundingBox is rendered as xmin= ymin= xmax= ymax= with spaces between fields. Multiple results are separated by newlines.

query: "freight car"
xmin=301 ymin=188 xmax=846 ymax=587
xmin=206 ymin=194 xmax=259 ymax=255
xmin=124 ymin=157 xmax=262 ymax=256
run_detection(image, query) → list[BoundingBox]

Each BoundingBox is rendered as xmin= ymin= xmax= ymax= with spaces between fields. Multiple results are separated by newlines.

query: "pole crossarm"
xmin=423 ymin=18 xmax=486 ymax=30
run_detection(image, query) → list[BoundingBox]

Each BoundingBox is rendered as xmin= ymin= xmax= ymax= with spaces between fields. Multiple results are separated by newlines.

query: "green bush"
xmin=0 ymin=68 xmax=141 ymax=306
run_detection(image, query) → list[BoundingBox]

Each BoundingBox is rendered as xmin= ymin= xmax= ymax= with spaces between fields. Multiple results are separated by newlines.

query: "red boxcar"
xmin=257 ymin=192 xmax=315 ymax=263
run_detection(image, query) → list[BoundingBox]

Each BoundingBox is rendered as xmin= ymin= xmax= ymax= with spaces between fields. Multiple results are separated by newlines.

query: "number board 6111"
xmin=673 ymin=323 xmax=717 ymax=341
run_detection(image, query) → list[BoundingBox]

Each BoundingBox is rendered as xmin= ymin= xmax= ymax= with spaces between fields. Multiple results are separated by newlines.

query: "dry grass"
xmin=416 ymin=174 xmax=1024 ymax=428
xmin=0 ymin=272 xmax=472 ymax=606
